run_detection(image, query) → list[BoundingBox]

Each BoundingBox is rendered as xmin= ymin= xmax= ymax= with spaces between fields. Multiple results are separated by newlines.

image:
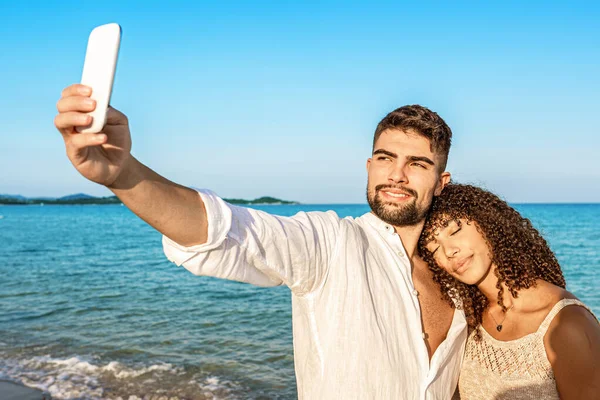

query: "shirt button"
xmin=412 ymin=290 xmax=419 ymax=296
xmin=422 ymin=332 xmax=429 ymax=340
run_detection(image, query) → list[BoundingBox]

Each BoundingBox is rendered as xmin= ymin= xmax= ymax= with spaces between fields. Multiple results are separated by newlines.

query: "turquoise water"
xmin=0 ymin=203 xmax=598 ymax=399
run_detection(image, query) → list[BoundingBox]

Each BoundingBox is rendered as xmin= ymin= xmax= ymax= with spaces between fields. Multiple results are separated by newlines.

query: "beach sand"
xmin=0 ymin=380 xmax=48 ymax=400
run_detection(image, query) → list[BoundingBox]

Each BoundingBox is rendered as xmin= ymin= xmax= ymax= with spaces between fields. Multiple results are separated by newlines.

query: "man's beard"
xmin=366 ymin=184 xmax=429 ymax=227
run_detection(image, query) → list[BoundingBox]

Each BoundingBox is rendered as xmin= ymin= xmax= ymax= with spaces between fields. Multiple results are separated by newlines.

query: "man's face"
xmin=366 ymin=129 xmax=450 ymax=227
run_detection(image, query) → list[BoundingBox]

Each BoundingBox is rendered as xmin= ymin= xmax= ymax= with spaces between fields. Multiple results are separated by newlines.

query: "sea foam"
xmin=0 ymin=354 xmax=237 ymax=400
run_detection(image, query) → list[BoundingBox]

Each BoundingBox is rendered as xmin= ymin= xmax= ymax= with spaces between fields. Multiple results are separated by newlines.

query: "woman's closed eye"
xmin=427 ymin=244 xmax=440 ymax=255
xmin=451 ymin=227 xmax=461 ymax=236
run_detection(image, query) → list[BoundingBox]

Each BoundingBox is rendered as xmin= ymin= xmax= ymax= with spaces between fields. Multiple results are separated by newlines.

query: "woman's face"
xmin=425 ymin=218 xmax=494 ymax=285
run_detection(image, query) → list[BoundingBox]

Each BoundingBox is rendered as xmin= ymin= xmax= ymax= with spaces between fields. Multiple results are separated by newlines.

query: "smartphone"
xmin=76 ymin=23 xmax=122 ymax=133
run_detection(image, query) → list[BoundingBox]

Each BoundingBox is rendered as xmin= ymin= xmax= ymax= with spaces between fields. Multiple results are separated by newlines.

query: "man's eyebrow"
xmin=408 ymin=156 xmax=435 ymax=166
xmin=373 ymin=149 xmax=397 ymax=158
xmin=373 ymin=150 xmax=436 ymax=166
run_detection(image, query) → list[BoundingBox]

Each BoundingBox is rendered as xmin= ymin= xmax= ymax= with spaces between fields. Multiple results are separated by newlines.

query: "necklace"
xmin=488 ymin=304 xmax=515 ymax=332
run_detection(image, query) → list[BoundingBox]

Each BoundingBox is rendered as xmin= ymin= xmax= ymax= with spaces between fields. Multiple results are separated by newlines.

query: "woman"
xmin=418 ymin=184 xmax=600 ymax=399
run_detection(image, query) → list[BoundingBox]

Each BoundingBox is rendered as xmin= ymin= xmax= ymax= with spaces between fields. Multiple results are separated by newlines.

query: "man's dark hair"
xmin=373 ymin=105 xmax=452 ymax=171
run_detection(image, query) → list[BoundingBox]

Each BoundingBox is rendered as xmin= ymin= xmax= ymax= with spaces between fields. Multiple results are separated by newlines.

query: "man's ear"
xmin=366 ymin=158 xmax=372 ymax=172
xmin=435 ymin=172 xmax=451 ymax=196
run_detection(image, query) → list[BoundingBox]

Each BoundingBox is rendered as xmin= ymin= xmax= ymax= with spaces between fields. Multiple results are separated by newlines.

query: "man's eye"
xmin=411 ymin=162 xmax=426 ymax=169
xmin=377 ymin=156 xmax=391 ymax=161
xmin=451 ymin=227 xmax=461 ymax=236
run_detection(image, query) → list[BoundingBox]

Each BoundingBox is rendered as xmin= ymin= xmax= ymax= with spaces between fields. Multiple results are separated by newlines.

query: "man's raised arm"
xmin=55 ymin=84 xmax=208 ymax=247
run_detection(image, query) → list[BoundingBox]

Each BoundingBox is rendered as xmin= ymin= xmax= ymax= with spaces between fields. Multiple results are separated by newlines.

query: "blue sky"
xmin=1 ymin=1 xmax=598 ymax=203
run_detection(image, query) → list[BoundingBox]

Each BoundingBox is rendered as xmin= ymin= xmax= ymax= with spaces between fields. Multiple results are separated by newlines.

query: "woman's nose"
xmin=444 ymin=244 xmax=459 ymax=258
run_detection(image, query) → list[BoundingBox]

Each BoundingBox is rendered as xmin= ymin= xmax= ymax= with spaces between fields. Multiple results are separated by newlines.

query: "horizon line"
xmin=1 ymin=193 xmax=599 ymax=206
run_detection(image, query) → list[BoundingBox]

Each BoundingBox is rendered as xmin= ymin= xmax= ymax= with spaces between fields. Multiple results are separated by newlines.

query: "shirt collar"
xmin=361 ymin=212 xmax=395 ymax=234
xmin=360 ymin=212 xmax=414 ymax=262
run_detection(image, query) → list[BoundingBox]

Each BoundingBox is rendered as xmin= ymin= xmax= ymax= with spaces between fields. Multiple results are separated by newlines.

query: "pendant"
xmin=496 ymin=325 xmax=503 ymax=332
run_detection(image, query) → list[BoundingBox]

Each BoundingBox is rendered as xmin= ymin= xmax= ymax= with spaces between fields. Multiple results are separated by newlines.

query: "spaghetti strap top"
xmin=537 ymin=299 xmax=589 ymax=334
xmin=457 ymin=299 xmax=597 ymax=400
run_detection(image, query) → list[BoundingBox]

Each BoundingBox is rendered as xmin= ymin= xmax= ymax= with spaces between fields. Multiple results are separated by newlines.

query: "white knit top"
xmin=458 ymin=299 xmax=594 ymax=399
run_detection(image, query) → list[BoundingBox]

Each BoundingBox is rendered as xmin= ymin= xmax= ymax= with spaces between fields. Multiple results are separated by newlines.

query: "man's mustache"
xmin=374 ymin=184 xmax=418 ymax=198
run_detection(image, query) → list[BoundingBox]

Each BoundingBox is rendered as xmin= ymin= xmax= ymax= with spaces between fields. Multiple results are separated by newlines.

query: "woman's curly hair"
xmin=417 ymin=183 xmax=566 ymax=334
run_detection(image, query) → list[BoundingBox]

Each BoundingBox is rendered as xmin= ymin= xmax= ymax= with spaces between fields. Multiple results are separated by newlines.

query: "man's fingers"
xmin=61 ymin=84 xmax=92 ymax=98
xmin=68 ymin=131 xmax=107 ymax=150
xmin=57 ymin=96 xmax=96 ymax=113
xmin=54 ymin=112 xmax=92 ymax=133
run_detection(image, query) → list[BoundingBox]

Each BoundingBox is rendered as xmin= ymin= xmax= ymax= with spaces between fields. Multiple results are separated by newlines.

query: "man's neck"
xmin=394 ymin=221 xmax=426 ymax=259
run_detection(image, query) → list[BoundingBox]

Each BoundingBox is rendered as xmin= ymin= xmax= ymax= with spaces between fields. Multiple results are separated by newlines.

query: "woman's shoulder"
xmin=542 ymin=293 xmax=600 ymax=397
xmin=516 ymin=281 xmax=574 ymax=318
xmin=537 ymin=280 xmax=575 ymax=299
xmin=545 ymin=298 xmax=598 ymax=336
xmin=515 ymin=282 xmax=594 ymax=335
xmin=532 ymin=283 xmax=595 ymax=326
xmin=541 ymin=287 xmax=599 ymax=362
xmin=545 ymin=293 xmax=598 ymax=333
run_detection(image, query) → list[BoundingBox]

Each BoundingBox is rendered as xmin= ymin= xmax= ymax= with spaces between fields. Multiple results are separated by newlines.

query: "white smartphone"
xmin=77 ymin=23 xmax=122 ymax=134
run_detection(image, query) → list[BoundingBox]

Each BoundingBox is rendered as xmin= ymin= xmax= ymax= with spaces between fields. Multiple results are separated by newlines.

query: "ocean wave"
xmin=0 ymin=354 xmax=241 ymax=400
xmin=0 ymin=291 xmax=41 ymax=299
xmin=7 ymin=308 xmax=74 ymax=322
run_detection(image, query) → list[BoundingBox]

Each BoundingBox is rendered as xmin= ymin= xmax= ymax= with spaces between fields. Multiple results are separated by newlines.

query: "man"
xmin=55 ymin=84 xmax=467 ymax=399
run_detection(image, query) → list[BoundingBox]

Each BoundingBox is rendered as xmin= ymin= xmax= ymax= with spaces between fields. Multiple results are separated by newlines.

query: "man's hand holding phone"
xmin=55 ymin=84 xmax=132 ymax=187
xmin=55 ymin=23 xmax=132 ymax=187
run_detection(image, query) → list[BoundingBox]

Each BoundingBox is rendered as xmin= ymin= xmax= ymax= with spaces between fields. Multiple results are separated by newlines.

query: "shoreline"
xmin=0 ymin=380 xmax=48 ymax=400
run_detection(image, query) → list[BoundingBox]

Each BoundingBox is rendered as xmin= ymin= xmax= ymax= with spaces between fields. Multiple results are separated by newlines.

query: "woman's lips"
xmin=453 ymin=256 xmax=473 ymax=274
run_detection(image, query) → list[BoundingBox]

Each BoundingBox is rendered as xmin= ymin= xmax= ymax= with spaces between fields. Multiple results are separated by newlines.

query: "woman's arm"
xmin=545 ymin=305 xmax=600 ymax=400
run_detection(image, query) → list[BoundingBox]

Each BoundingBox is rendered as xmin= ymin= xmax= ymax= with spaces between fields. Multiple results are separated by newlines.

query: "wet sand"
xmin=0 ymin=380 xmax=48 ymax=400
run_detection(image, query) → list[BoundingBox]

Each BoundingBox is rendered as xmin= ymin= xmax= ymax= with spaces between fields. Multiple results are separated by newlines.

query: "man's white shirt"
xmin=163 ymin=190 xmax=467 ymax=399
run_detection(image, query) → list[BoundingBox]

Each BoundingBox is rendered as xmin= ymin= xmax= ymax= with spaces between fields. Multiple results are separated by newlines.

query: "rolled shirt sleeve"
xmin=162 ymin=190 xmax=341 ymax=296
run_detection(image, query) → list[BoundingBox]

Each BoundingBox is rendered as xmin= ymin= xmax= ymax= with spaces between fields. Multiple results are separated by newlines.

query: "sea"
xmin=0 ymin=203 xmax=598 ymax=400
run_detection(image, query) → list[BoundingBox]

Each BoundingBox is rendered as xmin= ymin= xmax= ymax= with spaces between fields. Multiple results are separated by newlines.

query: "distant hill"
xmin=57 ymin=193 xmax=96 ymax=201
xmin=0 ymin=194 xmax=298 ymax=205
xmin=224 ymin=196 xmax=298 ymax=205
xmin=0 ymin=194 xmax=120 ymax=205
xmin=0 ymin=194 xmax=28 ymax=201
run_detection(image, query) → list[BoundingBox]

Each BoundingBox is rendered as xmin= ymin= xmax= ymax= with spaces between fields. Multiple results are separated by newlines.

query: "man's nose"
xmin=388 ymin=164 xmax=408 ymax=184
